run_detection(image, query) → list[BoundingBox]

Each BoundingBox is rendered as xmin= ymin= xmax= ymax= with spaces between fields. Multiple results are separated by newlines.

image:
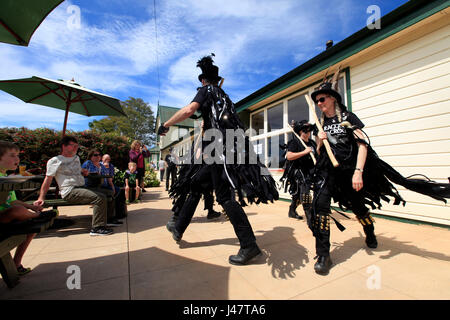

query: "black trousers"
xmin=312 ymin=179 xmax=371 ymax=257
xmin=175 ymin=164 xmax=257 ymax=249
xmin=166 ymin=166 xmax=177 ymax=190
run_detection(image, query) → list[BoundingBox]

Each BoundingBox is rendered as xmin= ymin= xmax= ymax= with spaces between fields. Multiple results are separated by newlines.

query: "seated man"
xmin=34 ymin=136 xmax=113 ymax=236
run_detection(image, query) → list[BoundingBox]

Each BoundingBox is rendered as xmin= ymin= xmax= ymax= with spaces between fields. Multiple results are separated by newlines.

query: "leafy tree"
xmin=89 ymin=97 xmax=156 ymax=146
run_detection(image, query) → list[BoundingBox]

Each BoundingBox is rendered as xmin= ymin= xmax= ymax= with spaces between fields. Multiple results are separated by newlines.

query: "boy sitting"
xmin=124 ymin=162 xmax=141 ymax=204
xmin=0 ymin=141 xmax=55 ymax=275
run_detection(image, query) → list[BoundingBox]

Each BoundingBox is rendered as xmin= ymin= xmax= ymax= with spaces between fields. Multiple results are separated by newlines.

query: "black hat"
xmin=311 ymin=81 xmax=342 ymax=105
xmin=197 ymin=54 xmax=222 ymax=83
xmin=311 ymin=65 xmax=347 ymax=111
xmin=293 ymin=120 xmax=314 ymax=134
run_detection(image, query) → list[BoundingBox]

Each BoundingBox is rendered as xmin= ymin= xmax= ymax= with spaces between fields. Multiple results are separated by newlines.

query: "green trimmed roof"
xmin=235 ymin=0 xmax=448 ymax=112
xmin=156 ymin=105 xmax=197 ymax=128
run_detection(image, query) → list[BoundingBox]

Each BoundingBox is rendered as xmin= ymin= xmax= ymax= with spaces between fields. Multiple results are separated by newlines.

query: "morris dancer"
xmin=280 ymin=120 xmax=317 ymax=220
xmin=309 ymin=68 xmax=450 ymax=275
xmin=157 ymin=54 xmax=279 ymax=265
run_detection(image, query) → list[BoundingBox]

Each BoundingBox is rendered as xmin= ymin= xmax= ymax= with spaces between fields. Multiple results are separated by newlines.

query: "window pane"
xmin=251 ymin=110 xmax=264 ymax=136
xmin=268 ymin=134 xmax=285 ymax=168
xmin=288 ymin=95 xmax=309 ymax=124
xmin=252 ymin=138 xmax=266 ymax=163
xmin=267 ymin=103 xmax=283 ymax=132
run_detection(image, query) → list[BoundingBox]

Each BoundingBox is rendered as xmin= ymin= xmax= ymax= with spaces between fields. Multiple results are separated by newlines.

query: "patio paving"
xmin=1 ymin=186 xmax=449 ymax=300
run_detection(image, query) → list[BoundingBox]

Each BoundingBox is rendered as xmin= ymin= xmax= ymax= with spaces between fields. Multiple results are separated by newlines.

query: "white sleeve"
xmin=45 ymin=157 xmax=60 ymax=177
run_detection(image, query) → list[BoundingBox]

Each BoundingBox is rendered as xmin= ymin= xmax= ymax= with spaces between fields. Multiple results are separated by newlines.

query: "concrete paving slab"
xmin=1 ymin=186 xmax=448 ymax=300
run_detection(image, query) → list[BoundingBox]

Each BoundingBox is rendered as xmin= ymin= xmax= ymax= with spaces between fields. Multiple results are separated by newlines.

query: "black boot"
xmin=166 ymin=214 xmax=178 ymax=230
xmin=229 ymin=245 xmax=262 ymax=265
xmin=288 ymin=206 xmax=303 ymax=220
xmin=314 ymin=255 xmax=332 ymax=275
xmin=363 ymin=224 xmax=378 ymax=248
xmin=166 ymin=223 xmax=182 ymax=243
xmin=207 ymin=210 xmax=221 ymax=219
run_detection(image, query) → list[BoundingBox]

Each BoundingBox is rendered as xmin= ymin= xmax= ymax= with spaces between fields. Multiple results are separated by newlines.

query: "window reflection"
xmin=267 ymin=103 xmax=283 ymax=132
xmin=268 ymin=134 xmax=285 ymax=168
xmin=251 ymin=110 xmax=264 ymax=135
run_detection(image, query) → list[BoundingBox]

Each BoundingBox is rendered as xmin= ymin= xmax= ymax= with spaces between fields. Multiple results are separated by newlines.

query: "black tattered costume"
xmin=280 ymin=121 xmax=317 ymax=220
xmin=308 ymin=77 xmax=450 ymax=274
xmin=160 ymin=55 xmax=278 ymax=265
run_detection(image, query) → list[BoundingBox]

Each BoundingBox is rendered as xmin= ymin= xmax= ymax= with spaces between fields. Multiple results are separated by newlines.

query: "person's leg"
xmin=0 ymin=205 xmax=39 ymax=223
xmin=170 ymin=192 xmax=202 ymax=241
xmin=135 ymin=187 xmax=141 ymax=202
xmin=350 ymin=193 xmax=378 ymax=248
xmin=211 ymin=165 xmax=260 ymax=265
xmin=204 ymin=190 xmax=220 ymax=219
xmin=92 ymin=187 xmax=116 ymax=222
xmin=288 ymin=193 xmax=303 ymax=219
xmin=125 ymin=186 xmax=130 ymax=203
xmin=311 ymin=182 xmax=333 ymax=274
xmin=13 ymin=233 xmax=36 ymax=271
xmin=165 ymin=168 xmax=171 ymax=190
xmin=63 ymin=188 xmax=108 ymax=229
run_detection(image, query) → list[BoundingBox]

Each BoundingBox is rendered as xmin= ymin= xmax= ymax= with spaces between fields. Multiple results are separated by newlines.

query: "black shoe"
xmin=166 ymin=214 xmax=177 ymax=230
xmin=314 ymin=256 xmax=332 ymax=275
xmin=288 ymin=208 xmax=303 ymax=220
xmin=166 ymin=223 xmax=182 ymax=243
xmin=363 ymin=224 xmax=378 ymax=248
xmin=142 ymin=189 xmax=147 ymax=192
xmin=229 ymin=245 xmax=262 ymax=265
xmin=207 ymin=210 xmax=221 ymax=219
xmin=365 ymin=233 xmax=378 ymax=248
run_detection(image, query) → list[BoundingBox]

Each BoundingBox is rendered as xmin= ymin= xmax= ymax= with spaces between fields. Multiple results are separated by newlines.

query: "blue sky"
xmin=0 ymin=0 xmax=409 ymax=132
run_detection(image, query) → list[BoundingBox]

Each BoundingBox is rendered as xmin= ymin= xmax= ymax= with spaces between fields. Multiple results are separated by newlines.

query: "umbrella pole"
xmin=62 ymin=101 xmax=70 ymax=137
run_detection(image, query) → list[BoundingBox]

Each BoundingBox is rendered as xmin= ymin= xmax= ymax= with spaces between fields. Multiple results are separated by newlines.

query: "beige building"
xmin=236 ymin=0 xmax=450 ymax=226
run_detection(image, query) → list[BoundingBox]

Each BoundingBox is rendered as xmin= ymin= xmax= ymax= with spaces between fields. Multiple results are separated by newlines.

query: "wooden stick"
xmin=287 ymin=124 xmax=316 ymax=165
xmin=305 ymin=95 xmax=339 ymax=167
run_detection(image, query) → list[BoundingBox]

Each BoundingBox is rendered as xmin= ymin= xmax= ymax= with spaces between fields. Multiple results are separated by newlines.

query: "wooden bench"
xmin=0 ymin=215 xmax=56 ymax=288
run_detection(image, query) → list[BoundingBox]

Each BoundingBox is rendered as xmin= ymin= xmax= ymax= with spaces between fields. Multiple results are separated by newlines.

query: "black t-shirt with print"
xmin=287 ymin=137 xmax=316 ymax=170
xmin=322 ymin=111 xmax=364 ymax=163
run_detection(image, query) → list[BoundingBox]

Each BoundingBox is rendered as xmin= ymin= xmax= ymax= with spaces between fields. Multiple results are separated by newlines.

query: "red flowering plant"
xmin=0 ymin=127 xmax=132 ymax=174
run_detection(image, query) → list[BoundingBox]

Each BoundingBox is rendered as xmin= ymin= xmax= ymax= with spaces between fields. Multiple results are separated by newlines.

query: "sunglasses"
xmin=315 ymin=96 xmax=329 ymax=103
xmin=93 ymin=153 xmax=101 ymax=157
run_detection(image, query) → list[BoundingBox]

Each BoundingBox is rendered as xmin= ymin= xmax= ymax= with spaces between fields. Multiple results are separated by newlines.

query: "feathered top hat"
xmin=311 ymin=65 xmax=346 ymax=110
xmin=197 ymin=53 xmax=222 ymax=83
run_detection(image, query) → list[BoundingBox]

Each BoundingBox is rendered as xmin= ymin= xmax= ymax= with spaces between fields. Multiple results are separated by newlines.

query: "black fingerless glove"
xmin=157 ymin=125 xmax=169 ymax=135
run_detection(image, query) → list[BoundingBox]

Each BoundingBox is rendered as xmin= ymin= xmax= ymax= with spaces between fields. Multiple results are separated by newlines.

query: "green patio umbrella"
xmin=0 ymin=76 xmax=127 ymax=136
xmin=0 ymin=0 xmax=64 ymax=46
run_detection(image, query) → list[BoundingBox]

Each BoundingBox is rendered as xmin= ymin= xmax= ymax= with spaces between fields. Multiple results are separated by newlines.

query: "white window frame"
xmin=248 ymin=73 xmax=347 ymax=168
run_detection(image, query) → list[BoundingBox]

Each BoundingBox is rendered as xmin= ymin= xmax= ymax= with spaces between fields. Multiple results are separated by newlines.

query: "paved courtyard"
xmin=1 ymin=186 xmax=449 ymax=300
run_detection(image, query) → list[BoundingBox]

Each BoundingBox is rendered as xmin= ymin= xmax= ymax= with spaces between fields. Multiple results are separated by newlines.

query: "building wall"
xmin=350 ymin=23 xmax=450 ymax=225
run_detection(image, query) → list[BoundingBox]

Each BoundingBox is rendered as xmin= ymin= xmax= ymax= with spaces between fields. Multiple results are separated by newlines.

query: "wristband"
xmin=355 ymin=168 xmax=363 ymax=173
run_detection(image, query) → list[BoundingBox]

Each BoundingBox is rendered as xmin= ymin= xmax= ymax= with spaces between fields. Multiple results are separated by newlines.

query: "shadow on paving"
xmin=0 ymin=247 xmax=231 ymax=300
xmin=180 ymin=226 xmax=309 ymax=280
xmin=330 ymin=232 xmax=450 ymax=268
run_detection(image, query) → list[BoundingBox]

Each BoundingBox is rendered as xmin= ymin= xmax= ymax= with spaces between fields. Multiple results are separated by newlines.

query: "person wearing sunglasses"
xmin=308 ymin=73 xmax=376 ymax=275
xmin=35 ymin=137 xmax=113 ymax=236
xmin=308 ymin=70 xmax=450 ymax=276
xmin=280 ymin=120 xmax=317 ymax=221
xmin=82 ymin=149 xmax=123 ymax=227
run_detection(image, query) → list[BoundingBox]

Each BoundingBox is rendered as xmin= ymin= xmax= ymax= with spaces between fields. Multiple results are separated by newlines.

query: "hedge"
xmin=0 ymin=127 xmax=131 ymax=174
